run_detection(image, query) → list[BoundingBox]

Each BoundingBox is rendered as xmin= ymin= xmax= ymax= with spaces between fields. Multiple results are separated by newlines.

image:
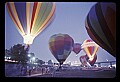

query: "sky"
xmin=5 ymin=2 xmax=116 ymax=65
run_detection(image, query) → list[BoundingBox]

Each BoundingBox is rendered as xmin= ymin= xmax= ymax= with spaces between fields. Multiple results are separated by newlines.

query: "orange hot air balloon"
xmin=6 ymin=2 xmax=55 ymax=45
xmin=81 ymin=39 xmax=99 ymax=61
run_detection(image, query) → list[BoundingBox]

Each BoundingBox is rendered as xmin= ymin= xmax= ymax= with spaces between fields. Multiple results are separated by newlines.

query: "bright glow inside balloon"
xmin=81 ymin=39 xmax=99 ymax=63
xmin=23 ymin=34 xmax=35 ymax=44
xmin=89 ymin=56 xmax=94 ymax=61
xmin=81 ymin=42 xmax=99 ymax=49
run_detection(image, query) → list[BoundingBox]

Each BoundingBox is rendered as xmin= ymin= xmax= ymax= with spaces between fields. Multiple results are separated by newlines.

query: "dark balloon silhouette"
xmin=73 ymin=43 xmax=81 ymax=55
xmin=85 ymin=2 xmax=116 ymax=57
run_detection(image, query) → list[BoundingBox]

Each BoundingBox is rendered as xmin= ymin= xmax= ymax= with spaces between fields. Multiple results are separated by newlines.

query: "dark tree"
xmin=36 ymin=59 xmax=45 ymax=66
xmin=48 ymin=60 xmax=53 ymax=65
xmin=9 ymin=44 xmax=29 ymax=64
xmin=5 ymin=44 xmax=30 ymax=75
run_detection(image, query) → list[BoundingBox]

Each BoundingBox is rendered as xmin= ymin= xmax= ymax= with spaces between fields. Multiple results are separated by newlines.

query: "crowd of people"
xmin=27 ymin=66 xmax=52 ymax=76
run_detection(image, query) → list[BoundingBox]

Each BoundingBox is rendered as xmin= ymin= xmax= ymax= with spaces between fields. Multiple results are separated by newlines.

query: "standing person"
xmin=45 ymin=67 xmax=48 ymax=74
xmin=47 ymin=67 xmax=50 ymax=74
xmin=41 ymin=67 xmax=44 ymax=75
xmin=28 ymin=68 xmax=32 ymax=76
xmin=21 ymin=66 xmax=24 ymax=76
xmin=23 ymin=67 xmax=25 ymax=76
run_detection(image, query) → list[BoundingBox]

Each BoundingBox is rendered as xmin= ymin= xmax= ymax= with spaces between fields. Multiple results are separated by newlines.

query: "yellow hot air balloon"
xmin=6 ymin=2 xmax=55 ymax=45
xmin=81 ymin=39 xmax=99 ymax=61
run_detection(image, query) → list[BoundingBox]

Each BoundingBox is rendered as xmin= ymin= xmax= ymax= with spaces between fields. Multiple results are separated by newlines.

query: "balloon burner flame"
xmin=23 ymin=34 xmax=35 ymax=44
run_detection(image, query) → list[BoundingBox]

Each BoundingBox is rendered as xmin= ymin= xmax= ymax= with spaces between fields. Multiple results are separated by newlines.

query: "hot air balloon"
xmin=86 ymin=54 xmax=97 ymax=66
xmin=79 ymin=55 xmax=88 ymax=67
xmin=73 ymin=43 xmax=81 ymax=56
xmin=85 ymin=2 xmax=116 ymax=57
xmin=49 ymin=33 xmax=74 ymax=67
xmin=6 ymin=2 xmax=55 ymax=45
xmin=81 ymin=39 xmax=99 ymax=62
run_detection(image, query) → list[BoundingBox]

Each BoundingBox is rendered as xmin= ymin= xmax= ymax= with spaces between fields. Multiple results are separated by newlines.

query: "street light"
xmin=106 ymin=59 xmax=108 ymax=62
xmin=32 ymin=57 xmax=35 ymax=62
xmin=28 ymin=54 xmax=31 ymax=57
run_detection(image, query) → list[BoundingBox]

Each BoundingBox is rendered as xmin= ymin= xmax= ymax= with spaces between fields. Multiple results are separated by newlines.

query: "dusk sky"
xmin=5 ymin=2 xmax=116 ymax=65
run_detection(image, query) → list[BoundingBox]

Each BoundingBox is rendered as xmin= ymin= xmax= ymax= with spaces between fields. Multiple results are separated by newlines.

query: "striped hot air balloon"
xmin=6 ymin=2 xmax=55 ymax=45
xmin=85 ymin=2 xmax=116 ymax=57
xmin=81 ymin=39 xmax=99 ymax=62
xmin=49 ymin=33 xmax=74 ymax=66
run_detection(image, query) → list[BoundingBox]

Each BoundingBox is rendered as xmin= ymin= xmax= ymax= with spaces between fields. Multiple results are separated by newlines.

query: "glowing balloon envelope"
xmin=6 ymin=2 xmax=55 ymax=44
xmin=85 ymin=2 xmax=116 ymax=57
xmin=49 ymin=33 xmax=74 ymax=65
xmin=81 ymin=39 xmax=99 ymax=61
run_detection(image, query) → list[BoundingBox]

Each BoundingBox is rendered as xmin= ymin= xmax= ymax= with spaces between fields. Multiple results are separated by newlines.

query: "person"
xmin=23 ymin=67 xmax=26 ymax=76
xmin=45 ymin=67 xmax=48 ymax=73
xmin=47 ymin=67 xmax=50 ymax=74
xmin=41 ymin=67 xmax=44 ymax=75
xmin=28 ymin=69 xmax=32 ymax=76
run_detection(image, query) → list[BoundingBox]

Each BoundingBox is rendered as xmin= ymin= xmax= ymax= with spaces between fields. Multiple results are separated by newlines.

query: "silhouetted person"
xmin=29 ymin=69 xmax=32 ymax=76
xmin=41 ymin=67 xmax=44 ymax=75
